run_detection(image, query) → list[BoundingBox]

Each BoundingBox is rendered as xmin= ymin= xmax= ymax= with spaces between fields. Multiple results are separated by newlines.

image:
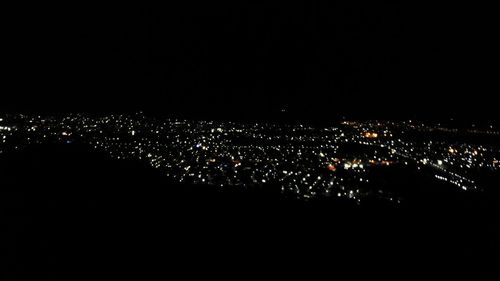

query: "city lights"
xmin=1 ymin=113 xmax=498 ymax=203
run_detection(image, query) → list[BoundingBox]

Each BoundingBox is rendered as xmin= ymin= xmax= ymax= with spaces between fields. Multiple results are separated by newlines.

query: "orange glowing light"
xmin=364 ymin=132 xmax=378 ymax=139
xmin=327 ymin=164 xmax=336 ymax=171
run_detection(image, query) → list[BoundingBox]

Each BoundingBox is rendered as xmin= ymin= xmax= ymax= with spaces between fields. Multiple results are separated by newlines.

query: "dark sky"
xmin=2 ymin=2 xmax=496 ymax=121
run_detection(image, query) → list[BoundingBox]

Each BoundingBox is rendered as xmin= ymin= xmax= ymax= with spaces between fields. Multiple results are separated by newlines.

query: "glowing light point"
xmin=327 ymin=164 xmax=336 ymax=171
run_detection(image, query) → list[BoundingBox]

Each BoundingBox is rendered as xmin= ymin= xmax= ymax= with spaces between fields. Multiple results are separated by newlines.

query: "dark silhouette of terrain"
xmin=1 ymin=143 xmax=498 ymax=280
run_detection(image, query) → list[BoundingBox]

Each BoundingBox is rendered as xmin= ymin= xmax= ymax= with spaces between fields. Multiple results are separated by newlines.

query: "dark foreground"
xmin=1 ymin=144 xmax=499 ymax=280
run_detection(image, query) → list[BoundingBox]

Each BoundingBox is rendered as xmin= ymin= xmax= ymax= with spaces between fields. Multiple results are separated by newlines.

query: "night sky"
xmin=2 ymin=2 xmax=496 ymax=121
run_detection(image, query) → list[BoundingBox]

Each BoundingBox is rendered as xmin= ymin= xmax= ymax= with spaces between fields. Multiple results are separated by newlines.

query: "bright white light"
xmin=437 ymin=160 xmax=443 ymax=165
